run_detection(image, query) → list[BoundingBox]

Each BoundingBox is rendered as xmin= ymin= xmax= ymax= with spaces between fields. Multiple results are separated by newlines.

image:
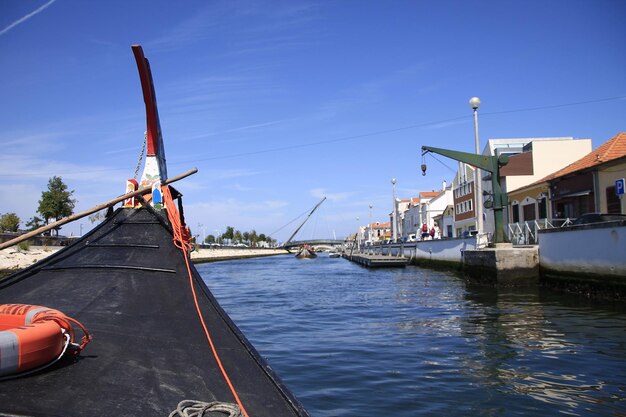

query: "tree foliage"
xmin=217 ymin=226 xmax=274 ymax=246
xmin=222 ymin=226 xmax=235 ymax=242
xmin=25 ymin=216 xmax=44 ymax=231
xmin=0 ymin=212 xmax=20 ymax=232
xmin=37 ymin=176 xmax=77 ymax=235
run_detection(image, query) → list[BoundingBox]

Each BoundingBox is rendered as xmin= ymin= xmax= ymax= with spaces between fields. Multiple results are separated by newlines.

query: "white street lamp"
xmin=469 ymin=97 xmax=483 ymax=241
xmin=391 ymin=178 xmax=398 ymax=243
xmin=369 ymin=204 xmax=373 ymax=245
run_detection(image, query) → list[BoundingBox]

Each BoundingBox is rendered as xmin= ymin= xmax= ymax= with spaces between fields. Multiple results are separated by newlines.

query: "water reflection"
xmin=198 ymin=256 xmax=626 ymax=417
xmin=460 ymin=286 xmax=625 ymax=416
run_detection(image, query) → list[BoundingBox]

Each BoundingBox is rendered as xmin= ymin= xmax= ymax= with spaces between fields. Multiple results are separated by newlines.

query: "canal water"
xmin=197 ymin=254 xmax=626 ymax=417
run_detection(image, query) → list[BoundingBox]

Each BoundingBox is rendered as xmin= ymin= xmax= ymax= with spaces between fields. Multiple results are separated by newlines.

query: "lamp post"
xmin=469 ymin=97 xmax=483 ymax=241
xmin=356 ymin=216 xmax=360 ymax=251
xmin=369 ymin=204 xmax=373 ymax=246
xmin=198 ymin=223 xmax=205 ymax=245
xmin=391 ymin=178 xmax=398 ymax=243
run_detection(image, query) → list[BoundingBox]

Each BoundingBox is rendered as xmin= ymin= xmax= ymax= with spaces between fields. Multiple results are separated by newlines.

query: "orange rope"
xmin=33 ymin=313 xmax=92 ymax=352
xmin=162 ymin=185 xmax=250 ymax=417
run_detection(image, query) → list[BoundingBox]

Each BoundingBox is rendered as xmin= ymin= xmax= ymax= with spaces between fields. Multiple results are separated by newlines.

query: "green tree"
xmin=37 ymin=176 xmax=76 ymax=236
xmin=242 ymin=231 xmax=250 ymax=244
xmin=0 ymin=212 xmax=20 ymax=232
xmin=221 ymin=226 xmax=234 ymax=243
xmin=25 ymin=216 xmax=44 ymax=231
xmin=249 ymin=230 xmax=258 ymax=246
xmin=233 ymin=230 xmax=243 ymax=243
xmin=205 ymin=234 xmax=216 ymax=244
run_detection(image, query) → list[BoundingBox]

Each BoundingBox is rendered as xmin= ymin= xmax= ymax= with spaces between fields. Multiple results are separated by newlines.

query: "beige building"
xmin=480 ymin=137 xmax=592 ymax=239
xmin=505 ymin=132 xmax=626 ymax=243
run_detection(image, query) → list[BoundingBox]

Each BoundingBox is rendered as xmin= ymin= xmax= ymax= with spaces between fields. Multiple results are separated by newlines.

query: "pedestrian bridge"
xmin=282 ymin=239 xmax=344 ymax=250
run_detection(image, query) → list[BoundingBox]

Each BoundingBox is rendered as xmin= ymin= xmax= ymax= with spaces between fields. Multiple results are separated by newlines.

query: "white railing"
xmin=506 ymin=218 xmax=575 ymax=245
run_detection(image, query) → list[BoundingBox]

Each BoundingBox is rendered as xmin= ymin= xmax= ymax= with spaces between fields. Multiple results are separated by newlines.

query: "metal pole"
xmin=391 ymin=178 xmax=397 ymax=243
xmin=470 ymin=98 xmax=484 ymax=241
xmin=369 ymin=204 xmax=373 ymax=245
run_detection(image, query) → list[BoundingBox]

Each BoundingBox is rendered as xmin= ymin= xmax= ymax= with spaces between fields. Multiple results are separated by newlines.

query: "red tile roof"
xmin=541 ymin=132 xmax=626 ymax=181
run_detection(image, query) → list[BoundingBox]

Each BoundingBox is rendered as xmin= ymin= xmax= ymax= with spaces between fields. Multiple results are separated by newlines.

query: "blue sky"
xmin=1 ymin=0 xmax=625 ymax=242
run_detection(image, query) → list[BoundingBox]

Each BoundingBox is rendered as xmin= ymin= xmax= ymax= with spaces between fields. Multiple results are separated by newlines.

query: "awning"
xmin=552 ymin=190 xmax=591 ymax=199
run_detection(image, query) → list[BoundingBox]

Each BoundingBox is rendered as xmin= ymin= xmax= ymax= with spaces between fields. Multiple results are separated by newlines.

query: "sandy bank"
xmin=0 ymin=246 xmax=289 ymax=277
xmin=0 ymin=246 xmax=62 ymax=273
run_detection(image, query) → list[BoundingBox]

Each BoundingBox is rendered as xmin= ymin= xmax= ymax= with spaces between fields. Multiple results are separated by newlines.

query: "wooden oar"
xmin=0 ymin=168 xmax=198 ymax=251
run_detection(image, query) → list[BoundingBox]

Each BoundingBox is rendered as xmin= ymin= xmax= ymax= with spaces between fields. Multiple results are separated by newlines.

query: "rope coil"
xmin=168 ymin=400 xmax=242 ymax=417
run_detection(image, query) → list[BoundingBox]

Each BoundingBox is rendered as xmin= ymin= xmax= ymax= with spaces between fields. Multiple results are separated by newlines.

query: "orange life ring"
xmin=0 ymin=304 xmax=91 ymax=377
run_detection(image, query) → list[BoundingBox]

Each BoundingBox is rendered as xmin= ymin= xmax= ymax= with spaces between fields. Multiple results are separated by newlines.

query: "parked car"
xmin=572 ymin=213 xmax=626 ymax=225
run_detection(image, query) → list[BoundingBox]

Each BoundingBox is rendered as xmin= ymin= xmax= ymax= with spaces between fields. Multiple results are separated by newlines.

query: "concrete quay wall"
xmin=365 ymin=237 xmax=475 ymax=265
xmin=366 ymin=238 xmax=538 ymax=285
xmin=538 ymin=221 xmax=626 ymax=299
xmin=362 ymin=221 xmax=625 ymax=298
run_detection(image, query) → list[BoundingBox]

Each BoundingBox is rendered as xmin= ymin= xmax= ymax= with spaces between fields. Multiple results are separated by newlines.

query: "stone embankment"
xmin=191 ymin=247 xmax=289 ymax=263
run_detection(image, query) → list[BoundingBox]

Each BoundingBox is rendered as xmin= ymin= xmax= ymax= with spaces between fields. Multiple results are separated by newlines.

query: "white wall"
xmin=539 ymin=223 xmax=626 ymax=277
xmin=370 ymin=237 xmax=477 ymax=262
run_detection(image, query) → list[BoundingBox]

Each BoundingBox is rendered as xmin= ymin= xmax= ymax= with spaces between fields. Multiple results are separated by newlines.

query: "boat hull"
xmin=0 ymin=208 xmax=309 ymax=417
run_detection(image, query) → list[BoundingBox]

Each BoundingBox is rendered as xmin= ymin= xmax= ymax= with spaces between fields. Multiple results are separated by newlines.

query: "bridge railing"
xmin=282 ymin=239 xmax=344 ymax=249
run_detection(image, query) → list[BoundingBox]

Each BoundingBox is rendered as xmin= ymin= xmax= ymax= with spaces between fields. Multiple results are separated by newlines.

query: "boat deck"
xmin=0 ymin=208 xmax=308 ymax=417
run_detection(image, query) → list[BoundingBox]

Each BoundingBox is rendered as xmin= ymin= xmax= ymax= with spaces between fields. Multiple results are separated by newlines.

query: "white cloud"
xmin=0 ymin=0 xmax=56 ymax=36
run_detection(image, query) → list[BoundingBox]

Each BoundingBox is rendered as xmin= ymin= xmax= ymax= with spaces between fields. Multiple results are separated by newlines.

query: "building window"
xmin=607 ymin=185 xmax=621 ymax=214
xmin=538 ymin=197 xmax=547 ymax=219
xmin=512 ymin=204 xmax=520 ymax=223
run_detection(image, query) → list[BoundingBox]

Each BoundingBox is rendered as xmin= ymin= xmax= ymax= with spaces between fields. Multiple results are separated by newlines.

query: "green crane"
xmin=421 ymin=145 xmax=510 ymax=244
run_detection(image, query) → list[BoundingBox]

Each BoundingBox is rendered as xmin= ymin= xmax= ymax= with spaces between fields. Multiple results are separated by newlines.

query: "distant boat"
xmin=329 ymin=252 xmax=341 ymax=258
xmin=295 ymin=245 xmax=317 ymax=259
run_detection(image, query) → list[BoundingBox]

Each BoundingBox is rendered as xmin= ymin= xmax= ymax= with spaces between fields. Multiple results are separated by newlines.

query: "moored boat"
xmin=0 ymin=45 xmax=309 ymax=417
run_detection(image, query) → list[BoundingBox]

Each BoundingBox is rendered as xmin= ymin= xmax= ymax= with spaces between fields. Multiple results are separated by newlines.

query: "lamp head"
xmin=469 ymin=96 xmax=481 ymax=110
